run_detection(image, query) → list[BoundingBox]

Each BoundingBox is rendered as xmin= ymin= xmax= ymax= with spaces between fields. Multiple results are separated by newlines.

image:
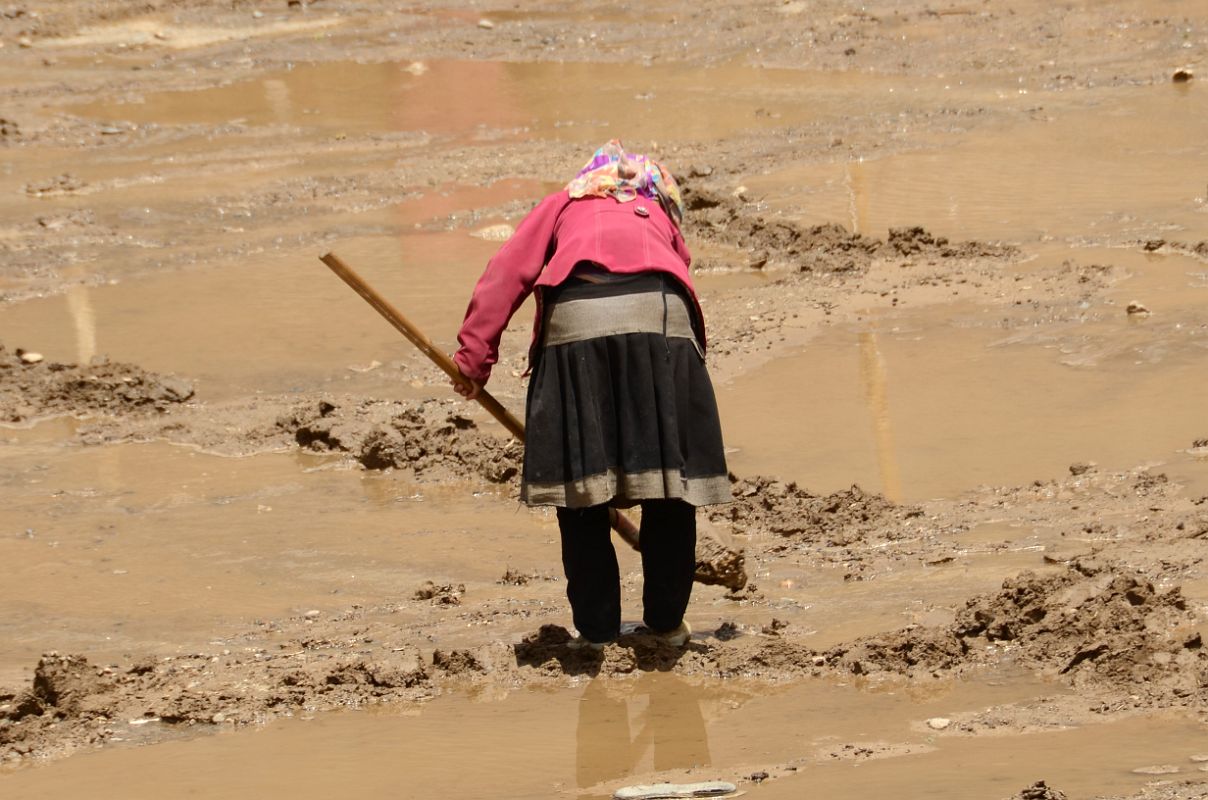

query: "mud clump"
xmin=413 ymin=581 xmax=465 ymax=606
xmin=681 ymin=184 xmax=1016 ymax=272
xmin=887 ymin=225 xmax=1014 ymax=258
xmin=708 ymin=475 xmax=917 ymax=547
xmin=0 ymin=345 xmax=194 ymax=422
xmin=684 ymin=185 xmax=880 ymax=272
xmin=1 ymin=645 xmax=435 ymax=762
xmin=1009 ymin=781 xmax=1069 ymax=800
xmin=281 ymin=399 xmax=521 ymax=484
xmin=694 ymin=534 xmax=748 ymax=590
xmin=819 ymin=560 xmax=1206 ymax=700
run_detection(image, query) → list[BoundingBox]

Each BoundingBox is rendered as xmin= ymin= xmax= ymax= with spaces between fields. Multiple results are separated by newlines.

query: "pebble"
xmin=1172 ymin=68 xmax=1194 ymax=83
xmin=18 ymin=36 xmax=32 ymax=48
xmin=477 ymin=18 xmax=495 ymax=29
xmin=1191 ymin=754 xmax=1208 ymax=763
xmin=926 ymin=717 xmax=952 ymax=730
xmin=252 ymin=10 xmax=264 ymax=19
xmin=211 ymin=712 xmax=226 ymax=723
xmin=18 ymin=351 xmax=44 ymax=364
xmin=1125 ymin=300 xmax=1150 ymax=316
xmin=304 ymin=609 xmax=321 ymax=619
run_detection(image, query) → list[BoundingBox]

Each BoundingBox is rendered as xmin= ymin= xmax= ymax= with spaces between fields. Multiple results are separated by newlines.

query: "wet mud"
xmin=3 ymin=1 xmax=1208 ymax=798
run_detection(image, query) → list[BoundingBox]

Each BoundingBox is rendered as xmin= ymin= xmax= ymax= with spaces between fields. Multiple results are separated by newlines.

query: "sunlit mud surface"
xmin=2 ymin=2 xmax=1207 ymax=798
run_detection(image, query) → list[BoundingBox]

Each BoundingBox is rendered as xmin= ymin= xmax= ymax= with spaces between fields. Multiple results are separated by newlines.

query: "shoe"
xmin=655 ymin=620 xmax=692 ymax=647
xmin=567 ymin=635 xmax=613 ymax=651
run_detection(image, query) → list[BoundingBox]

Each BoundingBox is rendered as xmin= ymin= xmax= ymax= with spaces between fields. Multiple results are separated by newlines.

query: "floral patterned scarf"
xmin=565 ymin=139 xmax=684 ymax=225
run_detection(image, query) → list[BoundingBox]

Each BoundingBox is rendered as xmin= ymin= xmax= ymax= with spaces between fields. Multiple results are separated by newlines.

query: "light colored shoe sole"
xmin=660 ymin=620 xmax=692 ymax=647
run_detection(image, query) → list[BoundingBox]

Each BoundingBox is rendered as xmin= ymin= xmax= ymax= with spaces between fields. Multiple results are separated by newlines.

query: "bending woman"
xmin=452 ymin=140 xmax=731 ymax=647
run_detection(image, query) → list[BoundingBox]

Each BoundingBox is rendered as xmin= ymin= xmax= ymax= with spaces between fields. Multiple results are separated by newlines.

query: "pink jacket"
xmin=454 ymin=191 xmax=705 ymax=384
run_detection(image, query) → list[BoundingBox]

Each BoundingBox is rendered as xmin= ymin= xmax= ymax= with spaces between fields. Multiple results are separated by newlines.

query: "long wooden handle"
xmin=320 ymin=252 xmax=525 ymax=439
xmin=319 ymin=251 xmax=642 ymax=551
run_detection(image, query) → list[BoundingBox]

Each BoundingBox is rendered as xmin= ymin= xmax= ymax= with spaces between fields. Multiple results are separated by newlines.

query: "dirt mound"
xmin=1007 ymin=781 xmax=1068 ymax=800
xmin=707 ymin=475 xmax=918 ymax=546
xmin=953 ymin=561 xmax=1205 ymax=697
xmin=681 ymin=185 xmax=1016 ymax=272
xmin=279 ymin=398 xmax=521 ymax=483
xmin=694 ymin=533 xmax=748 ymax=591
xmin=1 ymin=645 xmax=435 ymax=762
xmin=0 ymin=345 xmax=194 ymax=422
xmin=818 ymin=559 xmax=1206 ymax=700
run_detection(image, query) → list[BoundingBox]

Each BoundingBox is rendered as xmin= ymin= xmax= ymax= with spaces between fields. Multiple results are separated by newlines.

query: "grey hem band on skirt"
xmin=521 ymin=272 xmax=732 ymax=509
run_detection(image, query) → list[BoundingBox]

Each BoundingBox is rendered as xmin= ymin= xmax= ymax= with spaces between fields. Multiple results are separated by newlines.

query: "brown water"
xmin=720 ymin=242 xmax=1208 ymax=501
xmin=0 ymin=438 xmax=542 ymax=680
xmin=746 ymin=82 xmax=1208 ymax=243
xmin=2 ymin=673 xmax=1204 ymax=799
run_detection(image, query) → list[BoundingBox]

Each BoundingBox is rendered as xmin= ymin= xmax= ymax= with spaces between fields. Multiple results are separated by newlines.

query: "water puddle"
xmin=718 ymin=291 xmax=1207 ymax=501
xmin=0 ymin=438 xmax=542 ymax=675
xmin=0 ymin=670 xmax=1068 ymax=799
xmin=0 ymin=229 xmax=510 ymax=399
xmin=3 ymin=669 xmax=1203 ymax=800
xmin=746 ymin=81 xmax=1207 ymax=243
xmin=67 ymin=59 xmax=982 ymax=146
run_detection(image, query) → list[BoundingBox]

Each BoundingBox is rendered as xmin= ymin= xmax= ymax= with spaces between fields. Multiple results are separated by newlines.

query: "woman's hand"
xmin=451 ymin=371 xmax=482 ymax=401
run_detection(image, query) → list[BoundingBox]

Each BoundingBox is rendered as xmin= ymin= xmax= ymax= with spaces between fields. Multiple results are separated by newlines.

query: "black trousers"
xmin=557 ymin=499 xmax=696 ymax=643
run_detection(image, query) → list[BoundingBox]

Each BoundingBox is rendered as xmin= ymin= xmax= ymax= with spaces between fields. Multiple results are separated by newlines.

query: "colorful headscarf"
xmin=565 ymin=139 xmax=684 ymax=226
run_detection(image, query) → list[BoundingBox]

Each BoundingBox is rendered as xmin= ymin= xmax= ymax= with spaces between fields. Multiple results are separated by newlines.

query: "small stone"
xmin=1125 ymin=301 xmax=1150 ymax=316
xmin=18 ymin=36 xmax=32 ymax=48
xmin=1068 ymin=462 xmax=1096 ymax=476
xmin=477 ymin=18 xmax=495 ymax=29
xmin=732 ymin=185 xmax=749 ymax=200
xmin=154 ymin=31 xmax=170 ymax=41
xmin=252 ymin=10 xmax=264 ymax=19
xmin=211 ymin=712 xmax=226 ymax=723
xmin=304 ymin=609 xmax=320 ymax=619
xmin=1172 ymin=68 xmax=1194 ymax=83
xmin=926 ymin=717 xmax=951 ymax=730
xmin=18 ymin=351 xmax=44 ymax=365
xmin=1191 ymin=754 xmax=1208 ymax=763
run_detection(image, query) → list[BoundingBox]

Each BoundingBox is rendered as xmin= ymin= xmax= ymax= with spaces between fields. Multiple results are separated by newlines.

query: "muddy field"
xmin=1 ymin=1 xmax=1207 ymax=798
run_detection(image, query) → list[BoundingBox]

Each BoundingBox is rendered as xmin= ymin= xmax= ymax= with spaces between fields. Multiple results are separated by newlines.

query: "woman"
xmin=452 ymin=140 xmax=730 ymax=648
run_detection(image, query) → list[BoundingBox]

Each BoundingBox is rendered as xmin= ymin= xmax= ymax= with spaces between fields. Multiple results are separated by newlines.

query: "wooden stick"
xmin=319 ymin=251 xmax=642 ymax=551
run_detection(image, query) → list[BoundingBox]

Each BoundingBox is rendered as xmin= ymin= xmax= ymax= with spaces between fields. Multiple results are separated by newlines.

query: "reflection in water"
xmin=845 ymin=158 xmax=870 ymax=236
xmin=262 ymin=78 xmax=292 ymax=122
xmin=65 ymin=284 xmax=96 ymax=364
xmin=576 ymin=675 xmax=711 ymax=796
xmin=858 ymin=331 xmax=903 ymax=502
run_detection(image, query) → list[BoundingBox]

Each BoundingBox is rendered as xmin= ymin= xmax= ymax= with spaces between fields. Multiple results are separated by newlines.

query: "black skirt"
xmin=520 ymin=271 xmax=731 ymax=509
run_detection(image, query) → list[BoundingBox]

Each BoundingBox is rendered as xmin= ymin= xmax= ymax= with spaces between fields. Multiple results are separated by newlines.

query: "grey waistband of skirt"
xmin=543 ymin=287 xmax=698 ymax=348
